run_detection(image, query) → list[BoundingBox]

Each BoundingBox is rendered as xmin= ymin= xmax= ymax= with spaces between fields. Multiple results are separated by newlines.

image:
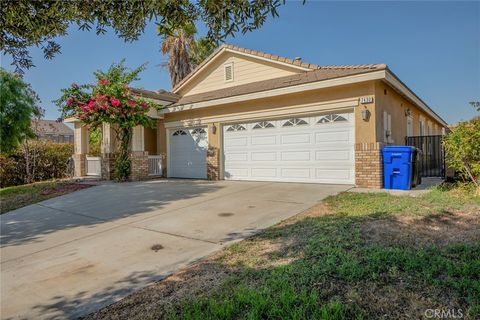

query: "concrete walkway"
xmin=0 ymin=180 xmax=350 ymax=319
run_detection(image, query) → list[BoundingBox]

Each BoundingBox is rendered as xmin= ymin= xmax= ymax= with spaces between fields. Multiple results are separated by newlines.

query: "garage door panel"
xmin=251 ymin=135 xmax=276 ymax=145
xmin=281 ymin=168 xmax=311 ymax=179
xmin=315 ymin=150 xmax=352 ymax=161
xmin=315 ymin=168 xmax=352 ymax=180
xmin=280 ymin=133 xmax=311 ymax=144
xmin=315 ymin=130 xmax=350 ymax=143
xmin=224 ymin=168 xmax=249 ymax=179
xmin=251 ymin=152 xmax=277 ymax=161
xmin=251 ymin=168 xmax=277 ymax=177
xmin=223 ymin=112 xmax=355 ymax=184
xmin=224 ymin=137 xmax=248 ymax=147
xmin=280 ymin=151 xmax=311 ymax=161
xmin=225 ymin=152 xmax=248 ymax=162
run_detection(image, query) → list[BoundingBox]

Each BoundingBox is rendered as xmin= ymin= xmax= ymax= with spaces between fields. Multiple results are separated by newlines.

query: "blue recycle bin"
xmin=382 ymin=146 xmax=415 ymax=190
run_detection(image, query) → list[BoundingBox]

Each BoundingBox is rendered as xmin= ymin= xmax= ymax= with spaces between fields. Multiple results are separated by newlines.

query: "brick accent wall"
xmin=73 ymin=154 xmax=86 ymax=177
xmin=207 ymin=146 xmax=220 ymax=180
xmin=101 ymin=153 xmax=116 ymax=180
xmin=130 ymin=151 xmax=149 ymax=181
xmin=355 ymin=142 xmax=384 ymax=188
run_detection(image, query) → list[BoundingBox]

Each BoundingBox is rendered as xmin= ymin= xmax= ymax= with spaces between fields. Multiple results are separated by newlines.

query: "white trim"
xmin=163 ymin=98 xmax=359 ymax=129
xmin=384 ymin=71 xmax=447 ymax=126
xmin=172 ymin=46 xmax=311 ymax=94
xmin=163 ymin=71 xmax=383 ymax=114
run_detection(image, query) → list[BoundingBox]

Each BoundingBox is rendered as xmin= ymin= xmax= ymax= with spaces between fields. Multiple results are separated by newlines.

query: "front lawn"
xmin=0 ymin=180 xmax=93 ymax=214
xmin=87 ymin=185 xmax=480 ymax=320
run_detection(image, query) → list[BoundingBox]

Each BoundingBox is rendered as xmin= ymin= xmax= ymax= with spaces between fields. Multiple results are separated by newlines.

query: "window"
xmin=317 ymin=114 xmax=348 ymax=124
xmin=419 ymin=118 xmax=425 ymax=136
xmin=224 ymin=62 xmax=234 ymax=82
xmin=406 ymin=115 xmax=413 ymax=137
xmin=173 ymin=130 xmax=187 ymax=136
xmin=253 ymin=121 xmax=275 ymax=129
xmin=383 ymin=111 xmax=392 ymax=143
xmin=191 ymin=128 xmax=206 ymax=135
xmin=226 ymin=124 xmax=246 ymax=132
xmin=282 ymin=118 xmax=308 ymax=127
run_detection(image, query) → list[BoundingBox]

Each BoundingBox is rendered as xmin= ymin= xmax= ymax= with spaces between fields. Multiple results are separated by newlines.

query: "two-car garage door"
xmin=223 ymin=112 xmax=355 ymax=184
xmin=169 ymin=112 xmax=355 ymax=184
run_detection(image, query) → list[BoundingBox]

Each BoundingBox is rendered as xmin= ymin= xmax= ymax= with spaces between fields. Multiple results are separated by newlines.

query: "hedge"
xmin=0 ymin=140 xmax=74 ymax=188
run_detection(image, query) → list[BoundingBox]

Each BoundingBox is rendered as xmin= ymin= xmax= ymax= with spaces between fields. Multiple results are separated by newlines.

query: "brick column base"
xmin=101 ymin=153 xmax=116 ymax=180
xmin=130 ymin=151 xmax=148 ymax=181
xmin=207 ymin=147 xmax=220 ymax=180
xmin=355 ymin=143 xmax=384 ymax=188
xmin=73 ymin=154 xmax=86 ymax=177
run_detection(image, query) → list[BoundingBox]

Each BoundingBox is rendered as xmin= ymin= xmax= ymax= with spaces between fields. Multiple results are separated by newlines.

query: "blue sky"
xmin=1 ymin=1 xmax=479 ymax=124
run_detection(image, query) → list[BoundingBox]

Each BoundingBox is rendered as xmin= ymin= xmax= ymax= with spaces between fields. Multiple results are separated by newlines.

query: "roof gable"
xmin=173 ymin=44 xmax=319 ymax=96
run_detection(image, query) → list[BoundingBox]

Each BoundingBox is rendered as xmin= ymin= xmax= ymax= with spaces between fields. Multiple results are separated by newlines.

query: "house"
xmin=32 ymin=119 xmax=74 ymax=143
xmin=68 ymin=44 xmax=447 ymax=187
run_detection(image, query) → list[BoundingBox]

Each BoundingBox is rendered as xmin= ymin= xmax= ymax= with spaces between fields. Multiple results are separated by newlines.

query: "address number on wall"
xmin=360 ymin=96 xmax=374 ymax=104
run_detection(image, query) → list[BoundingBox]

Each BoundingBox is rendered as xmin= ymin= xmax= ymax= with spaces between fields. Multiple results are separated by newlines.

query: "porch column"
xmin=73 ymin=122 xmax=89 ymax=177
xmin=101 ymin=123 xmax=117 ymax=180
xmin=130 ymin=125 xmax=148 ymax=181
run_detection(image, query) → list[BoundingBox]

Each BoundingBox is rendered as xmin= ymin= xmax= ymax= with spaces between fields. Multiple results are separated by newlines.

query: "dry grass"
xmin=0 ymin=180 xmax=93 ymax=214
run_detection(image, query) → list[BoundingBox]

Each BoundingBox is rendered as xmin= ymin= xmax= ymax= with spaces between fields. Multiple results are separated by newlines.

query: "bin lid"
xmin=382 ymin=146 xmax=415 ymax=153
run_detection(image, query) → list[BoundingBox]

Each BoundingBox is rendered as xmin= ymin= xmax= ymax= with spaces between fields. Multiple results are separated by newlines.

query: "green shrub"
xmin=444 ymin=118 xmax=480 ymax=190
xmin=0 ymin=140 xmax=73 ymax=187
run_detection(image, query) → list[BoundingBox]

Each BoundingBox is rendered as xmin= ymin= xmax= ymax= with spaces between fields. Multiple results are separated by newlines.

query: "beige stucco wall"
xmin=177 ymin=52 xmax=302 ymax=96
xmin=374 ymin=81 xmax=445 ymax=144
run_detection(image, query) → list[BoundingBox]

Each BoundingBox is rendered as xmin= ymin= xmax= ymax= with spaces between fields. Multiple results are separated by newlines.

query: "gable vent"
xmin=224 ymin=63 xmax=234 ymax=82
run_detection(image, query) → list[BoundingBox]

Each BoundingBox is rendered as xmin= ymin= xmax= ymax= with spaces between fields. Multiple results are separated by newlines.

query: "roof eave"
xmin=383 ymin=69 xmax=448 ymax=127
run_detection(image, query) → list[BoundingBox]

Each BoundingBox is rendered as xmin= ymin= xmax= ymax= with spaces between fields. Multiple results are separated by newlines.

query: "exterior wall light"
xmin=405 ymin=108 xmax=412 ymax=117
xmin=212 ymin=124 xmax=217 ymax=134
xmin=361 ymin=107 xmax=371 ymax=121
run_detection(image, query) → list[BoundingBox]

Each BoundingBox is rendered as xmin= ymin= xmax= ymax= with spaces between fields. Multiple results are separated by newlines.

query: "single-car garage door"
xmin=169 ymin=127 xmax=208 ymax=179
xmin=223 ymin=112 xmax=355 ymax=184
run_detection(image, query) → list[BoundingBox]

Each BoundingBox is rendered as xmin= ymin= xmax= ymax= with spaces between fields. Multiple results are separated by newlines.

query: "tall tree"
xmin=1 ymin=0 xmax=283 ymax=73
xmin=158 ymin=21 xmax=197 ymax=88
xmin=0 ymin=68 xmax=43 ymax=153
xmin=190 ymin=37 xmax=218 ymax=67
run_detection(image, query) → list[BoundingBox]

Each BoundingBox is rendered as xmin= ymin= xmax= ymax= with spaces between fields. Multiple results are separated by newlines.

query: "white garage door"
xmin=223 ymin=112 xmax=355 ymax=184
xmin=169 ymin=127 xmax=208 ymax=179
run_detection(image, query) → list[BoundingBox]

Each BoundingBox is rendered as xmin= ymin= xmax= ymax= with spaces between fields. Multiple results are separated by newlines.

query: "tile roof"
xmin=32 ymin=120 xmax=73 ymax=135
xmin=171 ymin=64 xmax=387 ymax=106
xmin=130 ymin=87 xmax=179 ymax=102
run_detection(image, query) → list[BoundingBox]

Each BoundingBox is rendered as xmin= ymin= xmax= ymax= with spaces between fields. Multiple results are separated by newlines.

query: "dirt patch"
xmin=39 ymin=183 xmax=92 ymax=196
xmin=361 ymin=206 xmax=480 ymax=248
xmin=83 ymin=259 xmax=235 ymax=320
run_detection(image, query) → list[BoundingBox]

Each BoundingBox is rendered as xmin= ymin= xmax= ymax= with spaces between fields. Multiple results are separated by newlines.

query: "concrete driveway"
xmin=1 ymin=180 xmax=350 ymax=319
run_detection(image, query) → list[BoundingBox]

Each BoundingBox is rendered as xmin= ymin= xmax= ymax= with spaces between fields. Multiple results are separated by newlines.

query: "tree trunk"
xmin=115 ymin=127 xmax=133 ymax=181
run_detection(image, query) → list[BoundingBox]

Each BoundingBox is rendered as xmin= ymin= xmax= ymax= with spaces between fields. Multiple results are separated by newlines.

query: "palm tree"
xmin=158 ymin=21 xmax=216 ymax=88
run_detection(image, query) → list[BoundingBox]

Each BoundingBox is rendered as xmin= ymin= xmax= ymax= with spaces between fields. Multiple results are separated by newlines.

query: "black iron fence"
xmin=405 ymin=135 xmax=445 ymax=177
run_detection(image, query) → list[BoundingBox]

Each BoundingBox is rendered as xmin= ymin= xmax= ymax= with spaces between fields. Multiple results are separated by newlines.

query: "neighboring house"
xmin=68 ymin=44 xmax=447 ymax=188
xmin=32 ymin=119 xmax=74 ymax=143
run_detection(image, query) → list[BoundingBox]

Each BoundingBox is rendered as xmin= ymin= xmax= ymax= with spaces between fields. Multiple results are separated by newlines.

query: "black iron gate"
xmin=405 ymin=135 xmax=445 ymax=177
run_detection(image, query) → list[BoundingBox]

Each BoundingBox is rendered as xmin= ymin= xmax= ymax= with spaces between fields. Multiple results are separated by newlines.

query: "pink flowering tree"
xmin=56 ymin=62 xmax=158 ymax=181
